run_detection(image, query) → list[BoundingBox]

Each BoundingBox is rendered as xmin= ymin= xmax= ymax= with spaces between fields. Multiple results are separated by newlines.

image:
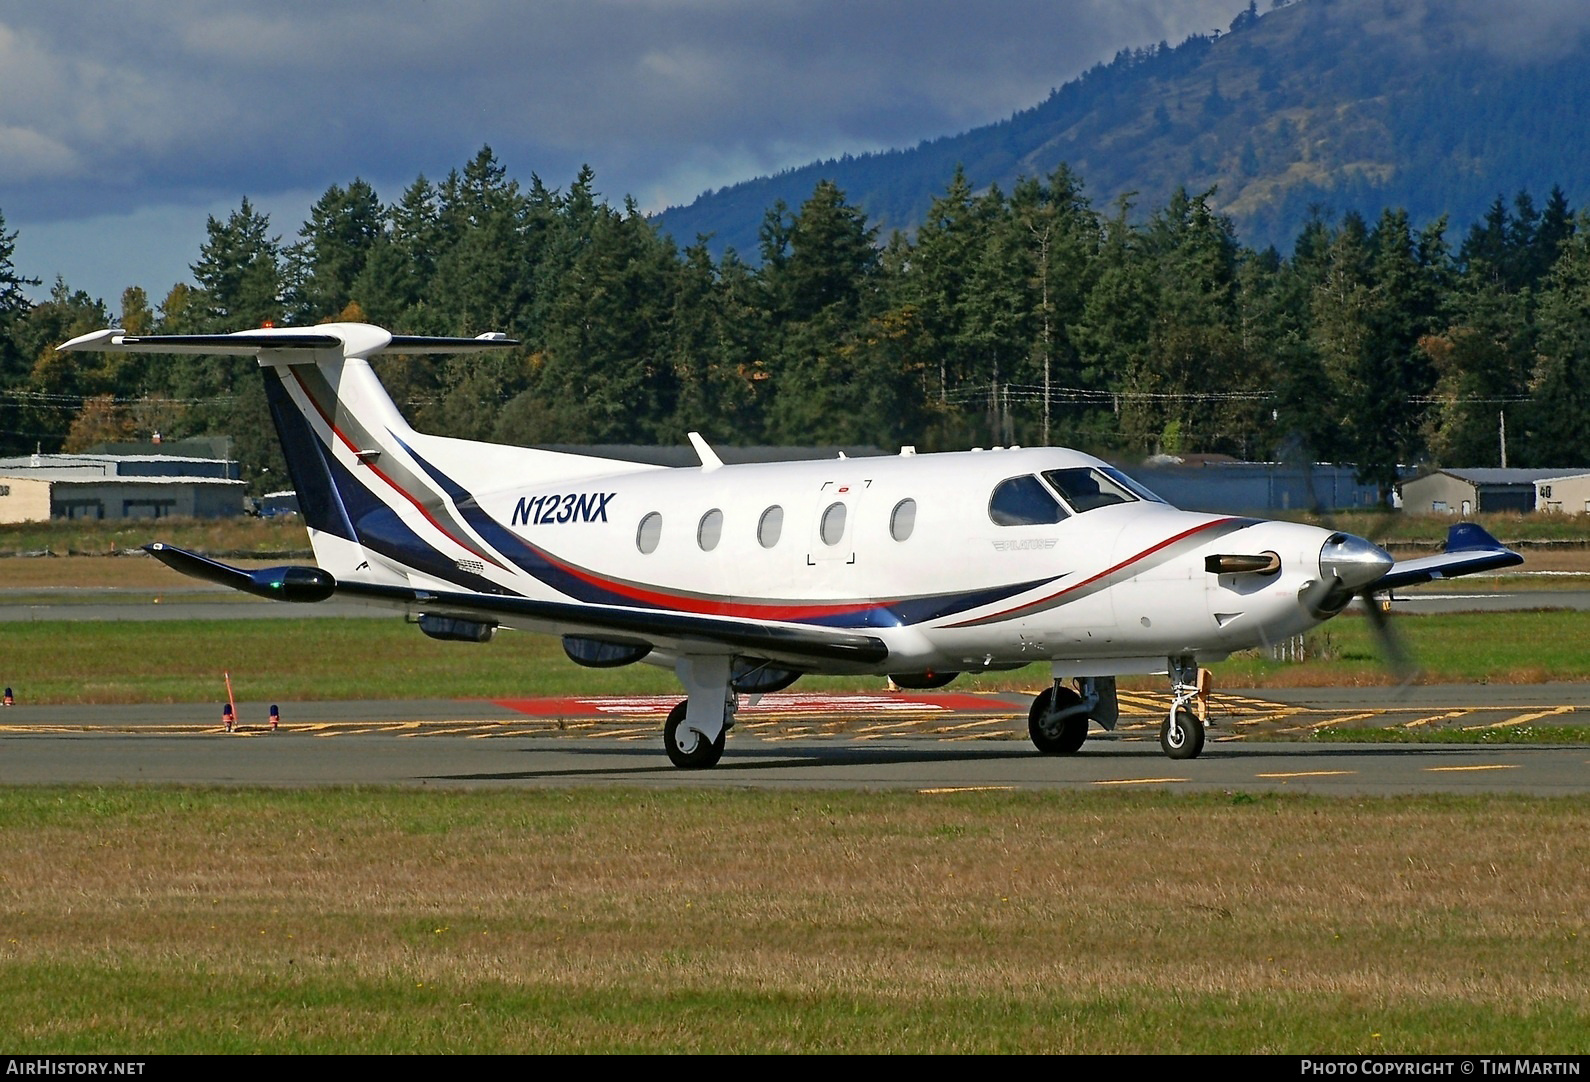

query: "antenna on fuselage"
xmin=687 ymin=432 xmax=723 ymax=471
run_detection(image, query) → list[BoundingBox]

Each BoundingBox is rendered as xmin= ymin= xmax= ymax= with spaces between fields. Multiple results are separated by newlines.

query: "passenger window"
xmin=989 ymin=476 xmax=1066 ymax=526
xmin=1043 ymin=467 xmax=1138 ymax=513
xmin=758 ymin=505 xmax=783 ymax=548
xmin=890 ymin=498 xmax=917 ymax=542
xmin=636 ymin=511 xmax=662 ymax=554
xmin=698 ymin=508 xmax=723 ymax=551
xmin=820 ymin=501 xmax=847 ymax=545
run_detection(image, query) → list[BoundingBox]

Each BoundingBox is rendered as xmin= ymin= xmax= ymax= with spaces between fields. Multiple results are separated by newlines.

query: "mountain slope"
xmin=653 ymin=0 xmax=1590 ymax=256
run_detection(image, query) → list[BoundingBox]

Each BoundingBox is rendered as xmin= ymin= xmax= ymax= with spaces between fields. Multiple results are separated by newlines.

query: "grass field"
xmin=1 ymin=608 xmax=1587 ymax=706
xmin=0 ymin=786 xmax=1582 ymax=1054
xmin=3 ymin=517 xmax=1586 ymax=1054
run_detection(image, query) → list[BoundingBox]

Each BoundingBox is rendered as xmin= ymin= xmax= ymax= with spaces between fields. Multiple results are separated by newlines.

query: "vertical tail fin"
xmin=59 ymin=322 xmax=646 ymax=586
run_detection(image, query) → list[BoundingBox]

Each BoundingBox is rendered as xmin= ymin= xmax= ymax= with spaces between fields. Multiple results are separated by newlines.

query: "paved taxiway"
xmin=1 ymin=686 xmax=1583 ymax=795
xmin=2 ymin=584 xmax=1584 ymax=794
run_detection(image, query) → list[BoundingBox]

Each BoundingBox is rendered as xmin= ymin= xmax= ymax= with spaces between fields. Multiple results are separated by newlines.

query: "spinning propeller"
xmin=1290 ymin=442 xmax=1422 ymax=684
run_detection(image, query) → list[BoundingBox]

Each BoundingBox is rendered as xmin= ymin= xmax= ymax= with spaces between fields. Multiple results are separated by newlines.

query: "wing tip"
xmin=57 ymin=328 xmax=126 ymax=352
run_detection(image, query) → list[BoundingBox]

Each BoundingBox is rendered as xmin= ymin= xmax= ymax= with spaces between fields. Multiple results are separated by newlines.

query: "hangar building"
xmin=1399 ymin=467 xmax=1590 ymax=516
xmin=0 ymin=453 xmax=246 ymax=523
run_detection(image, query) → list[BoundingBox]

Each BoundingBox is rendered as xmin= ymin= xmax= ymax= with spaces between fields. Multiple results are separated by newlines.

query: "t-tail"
xmin=56 ymin=322 xmax=623 ymax=591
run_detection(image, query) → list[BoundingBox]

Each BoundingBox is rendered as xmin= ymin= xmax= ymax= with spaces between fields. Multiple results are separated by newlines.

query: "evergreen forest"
xmin=1 ymin=147 xmax=1587 ymax=498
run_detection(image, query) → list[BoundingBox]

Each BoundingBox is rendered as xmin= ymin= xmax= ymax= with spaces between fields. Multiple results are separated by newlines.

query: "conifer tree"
xmin=1526 ymin=225 xmax=1590 ymax=464
xmin=285 ymin=179 xmax=384 ymax=323
xmin=0 ymin=208 xmax=42 ymax=401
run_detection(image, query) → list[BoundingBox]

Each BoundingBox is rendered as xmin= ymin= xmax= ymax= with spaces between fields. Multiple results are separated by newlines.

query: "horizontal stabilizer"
xmin=58 ymin=323 xmax=519 ymax=359
xmin=145 ymin=543 xmax=336 ymax=603
xmin=1375 ymin=522 xmax=1523 ymax=591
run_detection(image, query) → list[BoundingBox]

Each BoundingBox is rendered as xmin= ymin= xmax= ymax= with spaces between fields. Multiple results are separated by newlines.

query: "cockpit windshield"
xmin=1042 ymin=466 xmax=1162 ymax=513
xmin=1101 ymin=467 xmax=1167 ymax=505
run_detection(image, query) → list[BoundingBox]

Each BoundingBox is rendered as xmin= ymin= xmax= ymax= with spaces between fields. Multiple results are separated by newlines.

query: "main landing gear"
xmin=664 ymin=700 xmax=728 ymax=768
xmin=1028 ymin=676 xmax=1118 ymax=755
xmin=663 ymin=655 xmax=736 ymax=769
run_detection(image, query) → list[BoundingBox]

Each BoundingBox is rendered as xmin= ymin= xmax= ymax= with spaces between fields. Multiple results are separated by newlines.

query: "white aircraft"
xmin=60 ymin=323 xmax=1522 ymax=766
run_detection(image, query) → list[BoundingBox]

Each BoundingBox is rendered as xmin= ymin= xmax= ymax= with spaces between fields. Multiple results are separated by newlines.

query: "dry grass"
xmin=0 ymin=788 xmax=1583 ymax=1053
xmin=0 ymin=553 xmax=253 ymax=591
xmin=0 ymin=516 xmax=311 ymax=558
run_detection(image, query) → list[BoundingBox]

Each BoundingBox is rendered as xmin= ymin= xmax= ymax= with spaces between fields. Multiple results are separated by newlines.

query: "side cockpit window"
xmin=1042 ymin=467 xmax=1141 ymax=513
xmin=989 ymin=475 xmax=1067 ymax=526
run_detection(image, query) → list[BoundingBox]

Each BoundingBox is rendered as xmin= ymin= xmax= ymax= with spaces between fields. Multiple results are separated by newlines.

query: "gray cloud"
xmin=3 ymin=3 xmax=1247 ymax=216
xmin=36 ymin=0 xmax=1581 ymax=302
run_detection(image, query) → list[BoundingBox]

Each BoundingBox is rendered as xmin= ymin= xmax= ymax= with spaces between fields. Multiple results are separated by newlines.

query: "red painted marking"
xmin=289 ymin=368 xmax=508 ymax=571
xmin=491 ymin=692 xmax=1015 ymax=718
xmin=947 ymin=516 xmax=1238 ymax=627
xmin=535 ymin=547 xmax=889 ymax=620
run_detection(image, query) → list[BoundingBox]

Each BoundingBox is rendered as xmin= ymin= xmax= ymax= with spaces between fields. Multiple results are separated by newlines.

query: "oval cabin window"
xmin=758 ymin=505 xmax=784 ymax=549
xmin=890 ymin=498 xmax=917 ymax=542
xmin=820 ymin=502 xmax=847 ymax=546
xmin=636 ymin=511 xmax=662 ymax=554
xmin=698 ymin=508 xmax=723 ymax=551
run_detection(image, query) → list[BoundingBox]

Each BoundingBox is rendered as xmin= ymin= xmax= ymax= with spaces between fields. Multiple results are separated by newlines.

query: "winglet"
xmin=57 ymin=328 xmax=126 ymax=352
xmin=688 ymin=432 xmax=723 ymax=471
xmin=1374 ymin=521 xmax=1523 ymax=591
xmin=1444 ymin=522 xmax=1506 ymax=553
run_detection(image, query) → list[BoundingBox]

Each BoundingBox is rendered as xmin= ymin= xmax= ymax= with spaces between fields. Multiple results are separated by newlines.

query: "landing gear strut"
xmin=1160 ymin=656 xmax=1206 ymax=760
xmin=664 ymin=654 xmax=736 ymax=769
xmin=1028 ymin=676 xmax=1116 ymax=754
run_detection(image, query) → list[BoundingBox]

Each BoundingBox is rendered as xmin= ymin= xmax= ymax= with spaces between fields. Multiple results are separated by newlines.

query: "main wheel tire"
xmin=664 ymin=701 xmax=726 ymax=768
xmin=1159 ymin=704 xmax=1205 ymax=760
xmin=1028 ymin=686 xmax=1089 ymax=754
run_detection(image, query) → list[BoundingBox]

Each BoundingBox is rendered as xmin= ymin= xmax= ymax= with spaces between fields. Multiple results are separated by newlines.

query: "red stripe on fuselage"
xmin=520 ymin=532 xmax=894 ymax=621
xmin=287 ymin=369 xmax=508 ymax=571
xmin=946 ymin=516 xmax=1238 ymax=628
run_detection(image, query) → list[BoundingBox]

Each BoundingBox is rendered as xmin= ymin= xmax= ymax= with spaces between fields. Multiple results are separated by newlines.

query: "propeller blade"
xmin=1359 ymin=589 xmax=1420 ymax=685
xmin=1284 ymin=431 xmax=1418 ymax=684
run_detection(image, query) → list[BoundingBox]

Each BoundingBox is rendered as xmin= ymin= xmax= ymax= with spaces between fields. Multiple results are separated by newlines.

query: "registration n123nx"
xmin=60 ymin=323 xmax=1522 ymax=767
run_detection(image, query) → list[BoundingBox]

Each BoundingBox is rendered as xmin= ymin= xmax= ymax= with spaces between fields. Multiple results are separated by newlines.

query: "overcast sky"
xmin=7 ymin=1 xmax=1586 ymax=309
xmin=2 ymin=1 xmax=1267 ymax=308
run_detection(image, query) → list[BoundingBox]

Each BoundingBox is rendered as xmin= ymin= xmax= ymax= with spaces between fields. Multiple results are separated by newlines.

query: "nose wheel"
xmin=1159 ymin=703 xmax=1205 ymax=759
xmin=1160 ymin=656 xmax=1208 ymax=760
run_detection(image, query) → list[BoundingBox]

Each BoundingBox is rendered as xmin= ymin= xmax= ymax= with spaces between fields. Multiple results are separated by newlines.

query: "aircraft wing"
xmin=145 ymin=543 xmax=889 ymax=667
xmin=1374 ymin=522 xmax=1524 ymax=591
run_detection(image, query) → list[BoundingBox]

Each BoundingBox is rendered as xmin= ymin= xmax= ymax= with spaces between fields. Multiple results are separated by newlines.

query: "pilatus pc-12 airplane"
xmin=61 ymin=323 xmax=1522 ymax=767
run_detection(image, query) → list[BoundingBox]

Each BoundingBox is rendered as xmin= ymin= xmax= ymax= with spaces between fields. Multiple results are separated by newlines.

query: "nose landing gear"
xmin=1160 ymin=656 xmax=1208 ymax=760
